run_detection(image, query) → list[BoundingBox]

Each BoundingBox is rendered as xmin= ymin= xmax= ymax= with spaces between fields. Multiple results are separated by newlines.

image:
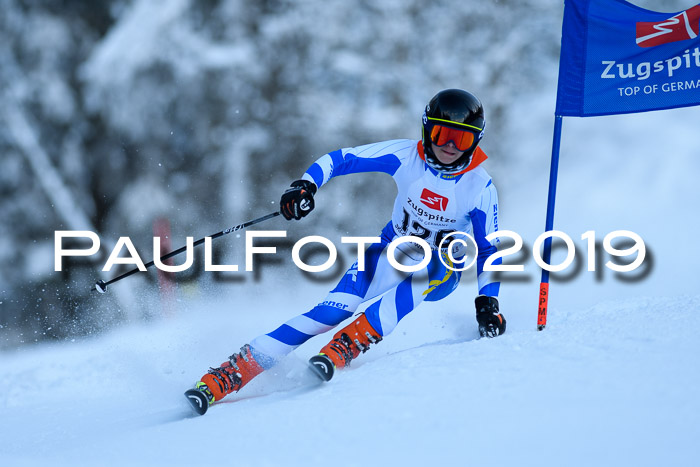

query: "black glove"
xmin=475 ymin=295 xmax=506 ymax=338
xmin=280 ymin=180 xmax=317 ymax=220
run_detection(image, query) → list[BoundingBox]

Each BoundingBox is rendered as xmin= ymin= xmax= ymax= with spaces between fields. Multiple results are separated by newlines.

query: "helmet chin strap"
xmin=425 ymin=144 xmax=473 ymax=174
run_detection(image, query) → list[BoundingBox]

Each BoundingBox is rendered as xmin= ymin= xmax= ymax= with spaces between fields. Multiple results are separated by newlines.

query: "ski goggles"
xmin=427 ymin=119 xmax=482 ymax=152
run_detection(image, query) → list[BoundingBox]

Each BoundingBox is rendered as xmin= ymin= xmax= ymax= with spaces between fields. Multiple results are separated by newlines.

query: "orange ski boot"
xmin=309 ymin=313 xmax=382 ymax=381
xmin=196 ymin=344 xmax=264 ymax=405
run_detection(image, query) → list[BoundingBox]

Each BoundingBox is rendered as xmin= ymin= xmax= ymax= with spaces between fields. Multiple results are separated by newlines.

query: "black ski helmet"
xmin=422 ymin=89 xmax=485 ymax=174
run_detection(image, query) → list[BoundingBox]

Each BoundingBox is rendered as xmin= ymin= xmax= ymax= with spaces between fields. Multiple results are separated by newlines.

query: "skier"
xmin=187 ymin=89 xmax=506 ymax=412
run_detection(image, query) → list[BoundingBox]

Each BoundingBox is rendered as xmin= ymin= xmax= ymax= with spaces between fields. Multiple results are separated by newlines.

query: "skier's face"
xmin=431 ymin=141 xmax=465 ymax=165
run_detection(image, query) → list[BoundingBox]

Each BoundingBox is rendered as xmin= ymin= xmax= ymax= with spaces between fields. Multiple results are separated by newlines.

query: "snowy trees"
xmin=0 ymin=0 xmax=566 ymax=346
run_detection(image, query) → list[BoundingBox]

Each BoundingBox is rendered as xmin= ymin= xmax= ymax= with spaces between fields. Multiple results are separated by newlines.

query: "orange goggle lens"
xmin=429 ymin=124 xmax=476 ymax=152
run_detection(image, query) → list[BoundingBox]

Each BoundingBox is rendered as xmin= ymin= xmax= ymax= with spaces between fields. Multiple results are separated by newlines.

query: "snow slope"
xmin=1 ymin=288 xmax=698 ymax=467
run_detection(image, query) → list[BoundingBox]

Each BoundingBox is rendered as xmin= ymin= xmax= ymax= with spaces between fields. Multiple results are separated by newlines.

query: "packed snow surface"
xmin=1 ymin=289 xmax=698 ymax=466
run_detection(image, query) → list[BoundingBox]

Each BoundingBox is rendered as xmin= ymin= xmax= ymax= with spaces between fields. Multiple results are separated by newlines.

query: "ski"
xmin=308 ymin=354 xmax=335 ymax=382
xmin=184 ymin=356 xmax=335 ymax=416
xmin=184 ymin=388 xmax=210 ymax=415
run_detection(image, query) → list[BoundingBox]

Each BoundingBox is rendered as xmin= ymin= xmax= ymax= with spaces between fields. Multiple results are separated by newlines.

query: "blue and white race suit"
xmin=250 ymin=139 xmax=500 ymax=367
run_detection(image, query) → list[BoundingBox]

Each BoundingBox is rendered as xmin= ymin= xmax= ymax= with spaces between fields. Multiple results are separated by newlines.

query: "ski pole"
xmin=93 ymin=211 xmax=281 ymax=294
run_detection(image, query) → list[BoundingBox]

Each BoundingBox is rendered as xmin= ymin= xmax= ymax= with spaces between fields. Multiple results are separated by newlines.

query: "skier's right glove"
xmin=280 ymin=179 xmax=317 ymax=220
xmin=475 ymin=295 xmax=506 ymax=338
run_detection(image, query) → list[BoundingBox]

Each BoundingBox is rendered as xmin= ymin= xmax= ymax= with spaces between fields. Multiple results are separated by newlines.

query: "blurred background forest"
xmin=0 ymin=0 xmax=692 ymax=349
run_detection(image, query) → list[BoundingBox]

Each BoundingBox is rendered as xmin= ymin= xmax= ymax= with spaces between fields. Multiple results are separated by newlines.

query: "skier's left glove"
xmin=280 ymin=179 xmax=317 ymax=220
xmin=475 ymin=295 xmax=506 ymax=338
